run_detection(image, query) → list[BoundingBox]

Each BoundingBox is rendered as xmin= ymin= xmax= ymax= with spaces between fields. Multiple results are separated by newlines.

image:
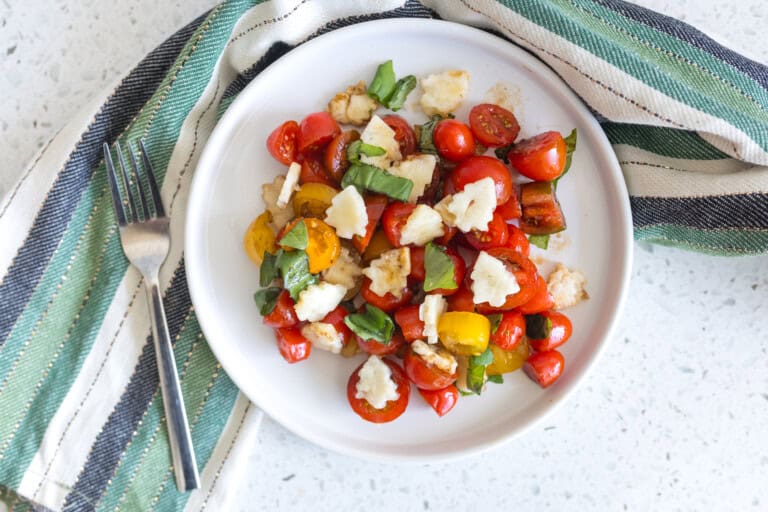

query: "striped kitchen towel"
xmin=1 ymin=0 xmax=766 ymax=510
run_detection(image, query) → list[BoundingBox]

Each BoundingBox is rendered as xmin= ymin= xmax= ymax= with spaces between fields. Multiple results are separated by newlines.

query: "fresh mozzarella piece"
xmin=418 ymin=294 xmax=447 ymax=345
xmin=355 ymin=355 xmax=400 ymax=409
xmin=419 ymin=70 xmax=470 ymax=116
xmin=388 ymin=154 xmax=437 ymax=203
xmin=294 ymin=282 xmax=347 ymax=322
xmin=399 ymin=204 xmax=445 ymax=246
xmin=261 ymin=175 xmax=295 ymax=230
xmin=471 ymin=251 xmax=520 ymax=307
xmin=359 ymin=114 xmax=402 ymax=168
xmin=300 ymin=322 xmax=344 ymax=354
xmin=324 ymin=186 xmax=368 ymax=239
xmin=434 ymin=177 xmax=496 ymax=232
xmin=277 ymin=162 xmax=301 ymax=208
xmin=411 ymin=339 xmax=458 ymax=374
xmin=547 ymin=263 xmax=589 ymax=310
xmin=361 ymin=247 xmax=411 ymax=299
xmin=321 ymin=247 xmax=362 ymax=291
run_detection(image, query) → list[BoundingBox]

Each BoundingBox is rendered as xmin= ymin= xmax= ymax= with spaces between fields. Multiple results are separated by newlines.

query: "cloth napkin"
xmin=1 ymin=0 xmax=767 ymax=510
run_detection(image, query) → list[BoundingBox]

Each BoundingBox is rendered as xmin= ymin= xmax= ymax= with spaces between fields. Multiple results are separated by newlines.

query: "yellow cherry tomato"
xmin=437 ymin=312 xmax=491 ymax=356
xmin=292 ymin=183 xmax=338 ymax=218
xmin=243 ymin=210 xmax=276 ymax=265
xmin=486 ymin=339 xmax=530 ymax=375
xmin=280 ymin=217 xmax=341 ymax=274
xmin=362 ymin=229 xmax=393 ymax=263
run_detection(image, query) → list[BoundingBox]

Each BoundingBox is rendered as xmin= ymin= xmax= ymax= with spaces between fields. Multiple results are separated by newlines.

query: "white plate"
xmin=186 ymin=19 xmax=632 ymax=462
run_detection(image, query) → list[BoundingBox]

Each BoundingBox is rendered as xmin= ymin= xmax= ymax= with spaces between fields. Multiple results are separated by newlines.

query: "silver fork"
xmin=103 ymin=140 xmax=200 ymax=492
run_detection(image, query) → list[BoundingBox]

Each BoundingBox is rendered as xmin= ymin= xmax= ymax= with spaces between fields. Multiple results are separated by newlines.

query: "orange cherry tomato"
xmin=323 ymin=130 xmax=359 ymax=183
xmin=297 ymin=111 xmax=340 ymax=155
xmin=472 ymin=248 xmax=537 ymax=312
xmin=263 ymin=290 xmax=299 ymax=329
xmin=447 ymin=156 xmax=512 ymax=206
xmin=523 ymin=350 xmax=564 ymax=388
xmin=352 ymin=194 xmax=388 ymax=254
xmin=381 ymin=201 xmax=417 ymax=247
xmin=527 ymin=311 xmax=572 ymax=352
xmin=504 ymin=224 xmax=530 ymax=256
xmin=274 ymin=327 xmax=311 ymax=363
xmin=360 ymin=277 xmax=413 ymax=313
xmin=465 ymin=212 xmax=509 ymax=251
xmin=490 ymin=310 xmax=525 ymax=351
xmin=266 ymin=120 xmax=298 ymax=165
xmin=517 ymin=275 xmax=555 ymax=315
xmin=382 ymin=115 xmax=418 ymax=157
xmin=434 ymin=119 xmax=476 ymax=162
xmin=347 ymin=358 xmax=410 ymax=423
xmin=394 ymin=305 xmax=424 ymax=342
xmin=356 ymin=331 xmax=405 ymax=356
xmin=418 ymin=385 xmax=459 ymax=417
xmin=507 ymin=131 xmax=567 ymax=181
xmin=279 ymin=217 xmax=341 ymax=274
xmin=403 ymin=345 xmax=458 ymax=391
xmin=468 ymin=103 xmax=520 ymax=148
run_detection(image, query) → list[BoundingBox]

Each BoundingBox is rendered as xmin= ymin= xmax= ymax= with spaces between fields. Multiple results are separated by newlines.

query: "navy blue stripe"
xmin=632 ymin=193 xmax=768 ymax=230
xmin=0 ymin=11 xmax=208 ymax=350
xmin=594 ymin=0 xmax=768 ymax=92
xmin=62 ymin=262 xmax=192 ymax=512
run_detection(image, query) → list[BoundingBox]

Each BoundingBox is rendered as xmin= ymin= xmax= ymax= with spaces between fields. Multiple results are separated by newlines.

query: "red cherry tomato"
xmin=517 ymin=275 xmax=554 ymax=315
xmin=523 ymin=350 xmax=565 ymax=388
xmin=356 ymin=330 xmax=405 ymax=356
xmin=468 ymin=103 xmax=520 ymax=147
xmin=472 ymin=248 xmax=537 ymax=312
xmin=418 ymin=385 xmax=459 ymax=417
xmin=321 ymin=306 xmax=353 ymax=347
xmin=446 ymin=282 xmax=475 ymax=312
xmin=490 ymin=311 xmax=525 ymax=351
xmin=435 ymin=224 xmax=458 ymax=246
xmin=298 ymin=154 xmax=337 ymax=187
xmin=496 ymin=191 xmax=522 ymax=221
xmin=274 ymin=327 xmax=311 ymax=363
xmin=527 ymin=311 xmax=572 ymax=352
xmin=504 ymin=224 xmax=530 ymax=256
xmin=266 ymin=120 xmax=299 ymax=166
xmin=507 ymin=131 xmax=567 ymax=181
xmin=409 ymin=246 xmax=426 ymax=281
xmin=403 ymin=346 xmax=458 ymax=390
xmin=360 ymin=277 xmax=413 ymax=313
xmin=382 ymin=115 xmax=417 ymax=157
xmin=262 ymin=290 xmax=298 ymax=328
xmin=323 ymin=130 xmax=359 ymax=183
xmin=381 ymin=202 xmax=417 ymax=247
xmin=448 ymin=156 xmax=512 ymax=206
xmin=394 ymin=305 xmax=425 ymax=342
xmin=465 ymin=212 xmax=509 ymax=251
xmin=418 ymin=161 xmax=442 ymax=205
xmin=297 ymin=112 xmax=341 ymax=155
xmin=347 ymin=358 xmax=410 ymax=423
xmin=433 ymin=119 xmax=476 ymax=162
xmin=352 ymin=194 xmax=388 ymax=253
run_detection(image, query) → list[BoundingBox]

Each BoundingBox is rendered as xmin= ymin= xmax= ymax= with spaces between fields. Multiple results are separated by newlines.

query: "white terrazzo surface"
xmin=2 ymin=1 xmax=767 ymax=511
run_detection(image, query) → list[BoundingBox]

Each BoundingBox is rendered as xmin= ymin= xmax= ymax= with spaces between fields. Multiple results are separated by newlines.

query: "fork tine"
xmin=103 ymin=143 xmax=127 ymax=226
xmin=139 ymin=140 xmax=166 ymax=218
xmin=128 ymin=142 xmax=152 ymax=221
xmin=115 ymin=141 xmax=139 ymax=222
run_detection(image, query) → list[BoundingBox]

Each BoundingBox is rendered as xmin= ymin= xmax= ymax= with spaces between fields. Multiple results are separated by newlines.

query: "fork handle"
xmin=145 ymin=275 xmax=201 ymax=492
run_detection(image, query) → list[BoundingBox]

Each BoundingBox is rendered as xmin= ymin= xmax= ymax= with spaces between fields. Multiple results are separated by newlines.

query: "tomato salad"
xmin=245 ymin=61 xmax=588 ymax=423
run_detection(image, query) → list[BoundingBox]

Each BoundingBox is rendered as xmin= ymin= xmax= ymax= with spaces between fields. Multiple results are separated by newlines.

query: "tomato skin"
xmin=360 ymin=277 xmax=413 ymax=313
xmin=496 ymin=191 xmax=522 ymax=221
xmin=523 ymin=350 xmax=565 ymax=388
xmin=490 ymin=310 xmax=525 ymax=351
xmin=507 ymin=131 xmax=567 ymax=181
xmin=448 ymin=156 xmax=512 ymax=206
xmin=435 ymin=224 xmax=458 ymax=246
xmin=504 ymin=224 xmax=530 ymax=256
xmin=322 ymin=306 xmax=353 ymax=347
xmin=434 ymin=119 xmax=476 ymax=162
xmin=263 ymin=290 xmax=299 ymax=328
xmin=347 ymin=358 xmax=410 ymax=423
xmin=381 ymin=202 xmax=417 ymax=247
xmin=297 ymin=112 xmax=341 ymax=155
xmin=418 ymin=385 xmax=459 ymax=417
xmin=356 ymin=331 xmax=405 ymax=356
xmin=517 ymin=275 xmax=555 ymax=315
xmin=469 ymin=103 xmax=520 ymax=147
xmin=409 ymin=246 xmax=426 ymax=281
xmin=352 ymin=194 xmax=389 ymax=253
xmin=403 ymin=346 xmax=458 ymax=390
xmin=266 ymin=120 xmax=299 ymax=166
xmin=527 ymin=311 xmax=572 ymax=351
xmin=394 ymin=305 xmax=425 ymax=342
xmin=465 ymin=212 xmax=509 ymax=251
xmin=323 ymin=130 xmax=359 ymax=183
xmin=446 ymin=282 xmax=475 ymax=312
xmin=472 ymin=248 xmax=537 ymax=311
xmin=274 ymin=327 xmax=311 ymax=363
xmin=382 ymin=115 xmax=418 ymax=157
xmin=299 ymin=154 xmax=337 ymax=188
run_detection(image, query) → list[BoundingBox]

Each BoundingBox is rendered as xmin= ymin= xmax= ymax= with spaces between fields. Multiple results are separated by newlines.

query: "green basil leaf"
xmin=343 ymin=304 xmax=394 ymax=344
xmin=368 ymin=60 xmax=396 ymax=103
xmin=254 ymin=287 xmax=281 ymax=316
xmin=341 ymin=163 xmax=413 ymax=201
xmin=259 ymin=250 xmax=281 ymax=287
xmin=418 ymin=114 xmax=445 ymax=155
xmin=424 ymin=242 xmax=457 ymax=292
xmin=466 ymin=347 xmax=494 ymax=395
xmin=528 ymin=234 xmax=550 ymax=250
xmin=386 ymin=75 xmax=417 ymax=111
xmin=346 ymin=141 xmax=386 ymax=165
xmin=457 ymin=387 xmax=474 ymax=397
xmin=472 ymin=346 xmax=494 ymax=367
xmin=487 ymin=374 xmax=504 ymax=384
xmin=277 ymin=250 xmax=317 ymax=301
xmin=279 ymin=220 xmax=308 ymax=250
xmin=558 ymin=128 xmax=578 ymax=182
xmin=487 ymin=314 xmax=503 ymax=335
xmin=359 ymin=142 xmax=386 ymax=156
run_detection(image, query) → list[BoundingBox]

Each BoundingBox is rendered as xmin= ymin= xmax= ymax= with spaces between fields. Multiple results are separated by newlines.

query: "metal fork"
xmin=103 ymin=140 xmax=200 ymax=492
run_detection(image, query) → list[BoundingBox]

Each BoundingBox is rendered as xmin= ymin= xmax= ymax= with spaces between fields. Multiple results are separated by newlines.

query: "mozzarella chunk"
xmin=419 ymin=70 xmax=470 ymax=116
xmin=355 ymin=355 xmax=400 ymax=409
xmin=301 ymin=322 xmax=344 ymax=354
xmin=277 ymin=162 xmax=301 ymax=208
xmin=419 ymin=294 xmax=447 ymax=345
xmin=324 ymin=186 xmax=368 ymax=239
xmin=328 ymin=81 xmax=377 ymax=126
xmin=547 ymin=263 xmax=589 ymax=310
xmin=322 ymin=247 xmax=362 ymax=291
xmin=411 ymin=340 xmax=458 ymax=374
xmin=361 ymin=247 xmax=410 ymax=298
xmin=360 ymin=115 xmax=402 ymax=168
xmin=261 ymin=175 xmax=295 ymax=230
xmin=434 ymin=177 xmax=496 ymax=232
xmin=399 ymin=205 xmax=445 ymax=247
xmin=294 ymin=282 xmax=347 ymax=322
xmin=388 ymin=154 xmax=437 ymax=203
xmin=470 ymin=251 xmax=520 ymax=307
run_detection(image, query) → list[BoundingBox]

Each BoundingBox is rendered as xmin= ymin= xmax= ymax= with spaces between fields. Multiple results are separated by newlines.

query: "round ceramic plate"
xmin=186 ymin=19 xmax=632 ymax=462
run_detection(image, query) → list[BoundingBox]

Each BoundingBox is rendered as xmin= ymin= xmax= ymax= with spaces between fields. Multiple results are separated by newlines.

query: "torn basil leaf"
xmin=368 ymin=60 xmax=396 ymax=103
xmin=487 ymin=314 xmax=503 ymax=335
xmin=279 ymin=220 xmax=308 ymax=250
xmin=254 ymin=287 xmax=281 ymax=316
xmin=418 ymin=114 xmax=447 ymax=155
xmin=341 ymin=163 xmax=413 ymax=202
xmin=466 ymin=347 xmax=494 ymax=395
xmin=528 ymin=234 xmax=550 ymax=250
xmin=343 ymin=304 xmax=394 ymax=344
xmin=347 ymin=140 xmax=386 ymax=165
xmin=259 ymin=250 xmax=281 ymax=287
xmin=277 ymin=250 xmax=317 ymax=301
xmin=487 ymin=374 xmax=504 ymax=384
xmin=423 ymin=242 xmax=457 ymax=292
xmin=387 ymin=75 xmax=416 ymax=111
xmin=557 ymin=128 xmax=578 ymax=184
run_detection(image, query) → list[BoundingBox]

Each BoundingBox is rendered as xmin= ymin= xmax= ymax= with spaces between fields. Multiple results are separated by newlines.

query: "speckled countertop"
xmin=2 ymin=2 xmax=767 ymax=511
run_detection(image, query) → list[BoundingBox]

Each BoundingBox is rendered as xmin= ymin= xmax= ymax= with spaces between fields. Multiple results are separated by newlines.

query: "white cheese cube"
xmin=547 ymin=263 xmax=589 ymax=309
xmin=261 ymin=175 xmax=295 ymax=230
xmin=399 ymin=204 xmax=445 ymax=247
xmin=301 ymin=322 xmax=344 ymax=354
xmin=419 ymin=70 xmax=470 ymax=116
xmin=388 ymin=154 xmax=437 ymax=203
xmin=418 ymin=294 xmax=447 ymax=345
xmin=324 ymin=186 xmax=368 ymax=239
xmin=294 ymin=282 xmax=347 ymax=322
xmin=411 ymin=339 xmax=458 ymax=374
xmin=434 ymin=177 xmax=496 ymax=232
xmin=471 ymin=251 xmax=520 ymax=307
xmin=321 ymin=247 xmax=362 ymax=291
xmin=361 ymin=247 xmax=411 ymax=299
xmin=277 ymin=162 xmax=301 ymax=208
xmin=360 ymin=114 xmax=402 ymax=168
xmin=355 ymin=355 xmax=400 ymax=409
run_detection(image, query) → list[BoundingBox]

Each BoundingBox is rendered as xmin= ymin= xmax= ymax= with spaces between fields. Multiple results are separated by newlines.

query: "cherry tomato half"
xmin=523 ymin=350 xmax=565 ymax=388
xmin=434 ymin=119 xmax=476 ymax=162
xmin=490 ymin=310 xmax=525 ymax=351
xmin=472 ymin=248 xmax=537 ymax=312
xmin=517 ymin=275 xmax=554 ymax=315
xmin=394 ymin=305 xmax=425 ymax=342
xmin=527 ymin=311 xmax=572 ymax=352
xmin=381 ymin=202 xmax=417 ymax=247
xmin=323 ymin=130 xmax=359 ymax=183
xmin=356 ymin=330 xmax=405 ymax=356
xmin=360 ymin=277 xmax=413 ymax=313
xmin=496 ymin=190 xmax=522 ymax=221
xmin=352 ymin=194 xmax=388 ymax=254
xmin=507 ymin=131 xmax=567 ymax=181
xmin=465 ymin=212 xmax=509 ymax=251
xmin=298 ymin=154 xmax=337 ymax=188
xmin=469 ymin=103 xmax=520 ymax=147
xmin=297 ymin=112 xmax=341 ymax=155
xmin=274 ymin=327 xmax=311 ymax=363
xmin=519 ymin=181 xmax=566 ymax=235
xmin=446 ymin=282 xmax=475 ymax=312
xmin=504 ymin=224 xmax=530 ymax=256
xmin=418 ymin=385 xmax=459 ymax=417
xmin=448 ymin=156 xmax=512 ymax=206
xmin=403 ymin=345 xmax=458 ymax=390
xmin=347 ymin=358 xmax=410 ymax=423
xmin=382 ymin=115 xmax=418 ymax=157
xmin=266 ymin=120 xmax=299 ymax=166
xmin=322 ymin=306 xmax=353 ymax=348
xmin=262 ymin=290 xmax=299 ymax=329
